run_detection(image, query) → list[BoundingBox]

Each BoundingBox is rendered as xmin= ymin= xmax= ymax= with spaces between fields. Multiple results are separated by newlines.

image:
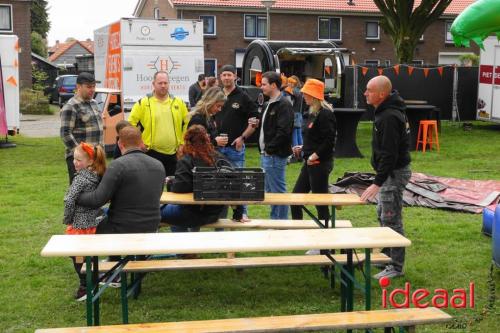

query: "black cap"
xmin=220 ymin=64 xmax=236 ymax=74
xmin=77 ymin=72 xmax=98 ymax=84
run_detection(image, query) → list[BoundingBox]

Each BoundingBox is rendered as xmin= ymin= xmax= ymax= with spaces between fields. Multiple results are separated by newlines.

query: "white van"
xmin=477 ymin=36 xmax=500 ymax=123
xmin=94 ymin=18 xmax=205 ymax=110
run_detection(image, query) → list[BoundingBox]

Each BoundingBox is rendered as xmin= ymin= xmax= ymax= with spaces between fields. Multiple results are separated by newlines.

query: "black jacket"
xmin=302 ymin=107 xmax=336 ymax=161
xmin=371 ymin=90 xmax=411 ymax=186
xmin=188 ymin=113 xmax=218 ymax=147
xmin=188 ymin=82 xmax=203 ymax=107
xmin=170 ymin=154 xmax=224 ymax=227
xmin=259 ymin=95 xmax=294 ymax=158
xmin=78 ymin=149 xmax=166 ymax=233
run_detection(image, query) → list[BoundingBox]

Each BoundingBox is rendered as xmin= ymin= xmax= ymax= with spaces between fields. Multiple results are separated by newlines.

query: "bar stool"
xmin=416 ymin=120 xmax=440 ymax=152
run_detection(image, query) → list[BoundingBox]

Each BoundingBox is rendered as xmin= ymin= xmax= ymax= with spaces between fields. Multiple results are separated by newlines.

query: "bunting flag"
xmin=394 ymin=64 xmax=400 ymax=75
xmin=13 ymin=59 xmax=18 ymax=68
xmin=361 ymin=67 xmax=369 ymax=76
xmin=423 ymin=68 xmax=430 ymax=78
xmin=437 ymin=67 xmax=444 ymax=77
xmin=407 ymin=66 xmax=415 ymax=76
xmin=377 ymin=68 xmax=384 ymax=75
xmin=6 ymin=76 xmax=17 ymax=87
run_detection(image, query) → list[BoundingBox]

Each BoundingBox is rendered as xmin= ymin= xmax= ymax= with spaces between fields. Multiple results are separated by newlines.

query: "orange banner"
xmin=437 ymin=67 xmax=443 ymax=77
xmin=408 ymin=66 xmax=414 ymax=76
xmin=6 ymin=76 xmax=17 ymax=87
xmin=394 ymin=64 xmax=400 ymax=75
xmin=105 ymin=22 xmax=122 ymax=89
xmin=377 ymin=68 xmax=384 ymax=75
xmin=423 ymin=68 xmax=430 ymax=78
xmin=361 ymin=67 xmax=369 ymax=76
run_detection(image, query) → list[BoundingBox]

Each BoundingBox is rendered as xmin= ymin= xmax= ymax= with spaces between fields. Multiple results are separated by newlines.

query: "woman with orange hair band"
xmin=63 ymin=142 xmax=107 ymax=301
xmin=290 ymin=79 xmax=336 ymax=229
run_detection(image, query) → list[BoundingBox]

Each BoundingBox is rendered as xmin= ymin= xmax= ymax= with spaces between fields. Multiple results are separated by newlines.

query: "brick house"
xmin=0 ymin=0 xmax=32 ymax=88
xmin=133 ymin=0 xmax=477 ymax=76
xmin=48 ymin=39 xmax=94 ymax=73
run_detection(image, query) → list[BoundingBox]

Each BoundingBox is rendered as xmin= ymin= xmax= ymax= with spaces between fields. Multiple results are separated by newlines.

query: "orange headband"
xmin=80 ymin=142 xmax=95 ymax=159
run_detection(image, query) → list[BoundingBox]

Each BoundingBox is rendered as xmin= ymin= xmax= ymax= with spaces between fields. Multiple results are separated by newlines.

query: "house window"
xmin=153 ymin=7 xmax=160 ymax=19
xmin=318 ymin=17 xmax=341 ymax=41
xmin=366 ymin=22 xmax=380 ymax=40
xmin=244 ymin=14 xmax=266 ymax=38
xmin=204 ymin=59 xmax=217 ymax=77
xmin=420 ymin=34 xmax=424 ymax=41
xmin=200 ymin=15 xmax=216 ymax=36
xmin=445 ymin=21 xmax=453 ymax=43
xmin=412 ymin=60 xmax=424 ymax=65
xmin=365 ymin=59 xmax=380 ymax=66
xmin=0 ymin=5 xmax=13 ymax=32
xmin=385 ymin=60 xmax=391 ymax=66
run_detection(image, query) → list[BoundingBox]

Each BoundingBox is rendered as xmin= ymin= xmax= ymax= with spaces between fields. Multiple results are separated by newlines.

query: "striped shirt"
xmin=60 ymin=95 xmax=103 ymax=158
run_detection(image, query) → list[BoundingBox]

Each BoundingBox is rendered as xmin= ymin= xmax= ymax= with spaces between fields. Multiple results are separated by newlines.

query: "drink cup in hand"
xmin=292 ymin=145 xmax=302 ymax=158
xmin=249 ymin=117 xmax=259 ymax=128
xmin=219 ymin=133 xmax=228 ymax=146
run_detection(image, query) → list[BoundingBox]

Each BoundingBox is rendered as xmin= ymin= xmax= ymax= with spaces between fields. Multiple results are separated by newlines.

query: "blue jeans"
xmin=292 ymin=127 xmax=303 ymax=147
xmin=261 ymin=154 xmax=288 ymax=219
xmin=218 ymin=145 xmax=248 ymax=216
xmin=161 ymin=204 xmax=199 ymax=232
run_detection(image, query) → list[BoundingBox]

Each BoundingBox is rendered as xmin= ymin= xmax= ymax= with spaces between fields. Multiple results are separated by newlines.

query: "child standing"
xmin=63 ymin=142 xmax=107 ymax=301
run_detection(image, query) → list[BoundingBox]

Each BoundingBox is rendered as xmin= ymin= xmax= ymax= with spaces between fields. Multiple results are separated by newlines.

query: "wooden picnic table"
xmin=41 ymin=228 xmax=411 ymax=326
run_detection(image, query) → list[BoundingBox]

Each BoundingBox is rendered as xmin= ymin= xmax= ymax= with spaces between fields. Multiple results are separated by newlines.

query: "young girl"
xmin=63 ymin=142 xmax=106 ymax=301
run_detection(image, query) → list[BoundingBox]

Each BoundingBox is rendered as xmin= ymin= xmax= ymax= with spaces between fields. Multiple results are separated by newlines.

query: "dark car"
xmin=47 ymin=75 xmax=78 ymax=106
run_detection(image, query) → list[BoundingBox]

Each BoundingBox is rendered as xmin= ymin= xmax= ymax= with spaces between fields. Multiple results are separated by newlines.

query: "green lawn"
xmin=1 ymin=121 xmax=499 ymax=332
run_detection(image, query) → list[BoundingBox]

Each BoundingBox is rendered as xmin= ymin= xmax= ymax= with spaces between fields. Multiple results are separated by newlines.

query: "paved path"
xmin=19 ymin=113 xmax=60 ymax=138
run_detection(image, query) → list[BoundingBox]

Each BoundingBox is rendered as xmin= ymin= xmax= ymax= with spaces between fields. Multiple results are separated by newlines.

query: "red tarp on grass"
xmin=330 ymin=172 xmax=500 ymax=213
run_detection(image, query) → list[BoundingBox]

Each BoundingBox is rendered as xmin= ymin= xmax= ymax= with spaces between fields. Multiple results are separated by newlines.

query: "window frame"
xmin=0 ymin=4 xmax=13 ymax=33
xmin=412 ymin=60 xmax=424 ymax=65
xmin=244 ymin=14 xmax=267 ymax=39
xmin=364 ymin=59 xmax=380 ymax=66
xmin=153 ymin=7 xmax=160 ymax=19
xmin=204 ymin=58 xmax=217 ymax=77
xmin=365 ymin=21 xmax=380 ymax=40
xmin=200 ymin=15 xmax=216 ymax=36
xmin=317 ymin=16 xmax=342 ymax=42
xmin=445 ymin=21 xmax=453 ymax=44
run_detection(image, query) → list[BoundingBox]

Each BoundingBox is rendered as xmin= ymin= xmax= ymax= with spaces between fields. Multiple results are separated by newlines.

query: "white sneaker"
xmin=305 ymin=249 xmax=321 ymax=255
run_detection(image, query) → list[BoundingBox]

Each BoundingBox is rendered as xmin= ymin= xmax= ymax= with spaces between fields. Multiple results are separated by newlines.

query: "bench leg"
xmin=92 ymin=256 xmax=100 ymax=326
xmin=121 ymin=270 xmax=128 ymax=324
xmin=85 ymin=256 xmax=93 ymax=326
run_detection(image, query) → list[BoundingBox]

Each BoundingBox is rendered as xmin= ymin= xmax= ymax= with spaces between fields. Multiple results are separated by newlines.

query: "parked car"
xmin=47 ymin=74 xmax=77 ymax=106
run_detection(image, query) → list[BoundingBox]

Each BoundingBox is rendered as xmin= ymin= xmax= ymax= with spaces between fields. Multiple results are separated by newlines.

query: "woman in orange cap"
xmin=290 ymin=78 xmax=337 ymax=223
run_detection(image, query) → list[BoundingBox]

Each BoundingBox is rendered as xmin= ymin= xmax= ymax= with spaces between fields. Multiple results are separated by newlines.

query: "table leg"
xmin=85 ymin=256 xmax=93 ymax=326
xmin=365 ymin=249 xmax=371 ymax=311
xmin=120 ymin=260 xmax=129 ymax=324
xmin=92 ymin=256 xmax=100 ymax=326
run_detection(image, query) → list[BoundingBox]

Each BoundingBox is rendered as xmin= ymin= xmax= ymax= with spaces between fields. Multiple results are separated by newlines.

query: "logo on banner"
xmin=170 ymin=27 xmax=189 ymax=41
xmin=147 ymin=56 xmax=181 ymax=74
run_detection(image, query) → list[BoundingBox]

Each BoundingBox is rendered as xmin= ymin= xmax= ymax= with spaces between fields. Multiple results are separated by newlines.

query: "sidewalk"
xmin=19 ymin=113 xmax=60 ymax=138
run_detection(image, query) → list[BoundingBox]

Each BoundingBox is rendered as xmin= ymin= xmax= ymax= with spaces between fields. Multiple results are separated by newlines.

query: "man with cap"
xmin=188 ymin=73 xmax=206 ymax=107
xmin=60 ymin=72 xmax=103 ymax=183
xmin=215 ymin=64 xmax=259 ymax=220
xmin=259 ymin=71 xmax=294 ymax=219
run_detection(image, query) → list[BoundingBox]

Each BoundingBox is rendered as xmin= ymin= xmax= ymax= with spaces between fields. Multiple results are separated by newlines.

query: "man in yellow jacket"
xmin=128 ymin=71 xmax=189 ymax=176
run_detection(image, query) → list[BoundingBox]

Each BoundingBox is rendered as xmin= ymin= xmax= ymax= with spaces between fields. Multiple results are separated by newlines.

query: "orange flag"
xmin=377 ymin=68 xmax=384 ymax=75
xmin=423 ymin=68 xmax=430 ymax=78
xmin=361 ymin=67 xmax=369 ymax=76
xmin=408 ymin=66 xmax=414 ymax=76
xmin=394 ymin=64 xmax=400 ymax=75
xmin=255 ymin=71 xmax=262 ymax=87
xmin=6 ymin=76 xmax=17 ymax=87
xmin=14 ymin=40 xmax=19 ymax=52
xmin=437 ymin=67 xmax=443 ymax=77
xmin=13 ymin=59 xmax=18 ymax=68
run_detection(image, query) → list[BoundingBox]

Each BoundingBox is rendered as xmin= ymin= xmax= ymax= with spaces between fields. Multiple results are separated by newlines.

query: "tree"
xmin=373 ymin=0 xmax=452 ymax=64
xmin=31 ymin=0 xmax=50 ymax=38
xmin=31 ymin=31 xmax=47 ymax=57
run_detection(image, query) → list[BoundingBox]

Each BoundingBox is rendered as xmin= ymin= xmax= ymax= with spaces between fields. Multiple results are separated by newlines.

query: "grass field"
xmin=1 ymin=121 xmax=499 ymax=332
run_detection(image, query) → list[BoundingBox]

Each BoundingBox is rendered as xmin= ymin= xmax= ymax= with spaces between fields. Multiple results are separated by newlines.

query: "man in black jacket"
xmin=361 ymin=75 xmax=411 ymax=279
xmin=78 ymin=126 xmax=165 ymax=234
xmin=259 ymin=71 xmax=294 ymax=219
xmin=188 ymin=74 xmax=206 ymax=107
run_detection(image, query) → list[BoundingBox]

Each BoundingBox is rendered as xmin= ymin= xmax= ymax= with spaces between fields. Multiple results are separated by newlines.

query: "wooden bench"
xmin=82 ymin=253 xmax=391 ymax=273
xmin=36 ymin=307 xmax=452 ymax=332
xmin=160 ymin=219 xmax=352 ymax=230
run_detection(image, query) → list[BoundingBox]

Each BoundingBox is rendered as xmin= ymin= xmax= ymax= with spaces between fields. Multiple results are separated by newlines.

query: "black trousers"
xmin=65 ymin=155 xmax=76 ymax=184
xmin=291 ymin=159 xmax=333 ymax=221
xmin=146 ymin=149 xmax=177 ymax=177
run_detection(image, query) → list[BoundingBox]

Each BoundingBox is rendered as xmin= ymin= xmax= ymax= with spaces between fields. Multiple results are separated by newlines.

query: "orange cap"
xmin=301 ymin=79 xmax=324 ymax=101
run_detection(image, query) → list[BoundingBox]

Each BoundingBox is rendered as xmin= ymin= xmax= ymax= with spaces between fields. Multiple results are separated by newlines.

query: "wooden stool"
xmin=416 ymin=120 xmax=440 ymax=152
